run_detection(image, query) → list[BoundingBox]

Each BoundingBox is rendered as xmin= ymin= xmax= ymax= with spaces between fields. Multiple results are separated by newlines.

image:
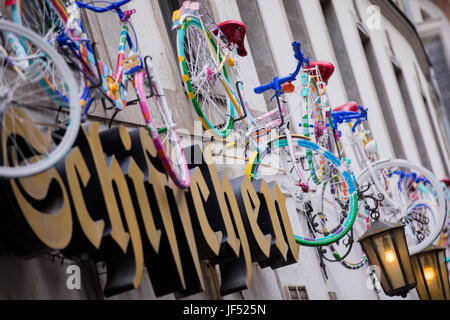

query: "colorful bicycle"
xmin=9 ymin=0 xmax=190 ymax=188
xmin=173 ymin=2 xmax=359 ymax=247
xmin=0 ymin=11 xmax=80 ymax=178
xmin=314 ymin=101 xmax=447 ymax=269
xmin=288 ymin=52 xmax=448 ymax=265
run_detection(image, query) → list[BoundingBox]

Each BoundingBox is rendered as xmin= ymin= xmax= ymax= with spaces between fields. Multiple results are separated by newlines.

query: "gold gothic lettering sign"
xmin=0 ymin=122 xmax=299 ymax=297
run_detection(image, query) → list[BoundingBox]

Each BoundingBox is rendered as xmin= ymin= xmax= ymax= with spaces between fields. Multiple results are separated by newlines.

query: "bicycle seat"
xmin=212 ymin=20 xmax=247 ymax=57
xmin=305 ymin=61 xmax=335 ymax=84
xmin=332 ymin=101 xmax=359 ymax=113
xmin=441 ymin=177 xmax=450 ymax=186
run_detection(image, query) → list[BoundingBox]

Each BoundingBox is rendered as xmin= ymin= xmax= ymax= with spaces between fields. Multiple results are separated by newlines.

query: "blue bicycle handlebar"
xmin=76 ymin=0 xmax=131 ymax=16
xmin=254 ymin=41 xmax=310 ymax=94
xmin=330 ymin=105 xmax=368 ymax=132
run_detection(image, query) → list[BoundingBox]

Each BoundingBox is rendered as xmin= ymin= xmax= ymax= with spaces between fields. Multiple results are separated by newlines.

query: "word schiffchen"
xmin=0 ymin=122 xmax=299 ymax=297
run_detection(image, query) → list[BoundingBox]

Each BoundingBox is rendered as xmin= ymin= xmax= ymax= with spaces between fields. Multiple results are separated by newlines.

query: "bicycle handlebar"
xmin=329 ymin=105 xmax=368 ymax=132
xmin=76 ymin=0 xmax=131 ymax=17
xmin=254 ymin=41 xmax=310 ymax=95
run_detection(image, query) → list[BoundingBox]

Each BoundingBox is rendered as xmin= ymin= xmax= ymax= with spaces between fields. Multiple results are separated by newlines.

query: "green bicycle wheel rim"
xmin=177 ymin=18 xmax=235 ymax=138
xmin=248 ymin=136 xmax=358 ymax=247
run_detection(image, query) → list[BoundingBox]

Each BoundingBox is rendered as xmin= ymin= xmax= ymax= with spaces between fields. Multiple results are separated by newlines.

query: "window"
xmin=391 ymin=0 xmax=403 ymax=10
xmin=351 ymin=0 xmax=362 ymax=21
xmin=328 ymin=291 xmax=338 ymax=300
xmin=281 ymin=0 xmax=314 ymax=60
xmin=414 ymin=65 xmax=449 ymax=173
xmin=393 ymin=63 xmax=432 ymax=170
xmin=358 ymin=28 xmax=406 ymax=159
xmin=236 ymin=0 xmax=277 ymax=106
xmin=425 ymin=36 xmax=450 ymax=125
xmin=158 ymin=0 xmax=183 ymax=60
xmin=420 ymin=9 xmax=432 ymax=21
xmin=385 ymin=30 xmax=395 ymax=58
xmin=319 ymin=0 xmax=361 ymax=104
xmin=284 ymin=286 xmax=309 ymax=300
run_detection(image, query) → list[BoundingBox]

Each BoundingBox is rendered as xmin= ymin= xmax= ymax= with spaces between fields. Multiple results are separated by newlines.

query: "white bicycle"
xmin=0 ymin=17 xmax=80 ymax=178
xmin=322 ymin=102 xmax=447 ymax=270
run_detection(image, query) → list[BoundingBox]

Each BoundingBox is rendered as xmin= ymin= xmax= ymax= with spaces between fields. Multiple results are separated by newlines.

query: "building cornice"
xmin=371 ymin=0 xmax=432 ymax=77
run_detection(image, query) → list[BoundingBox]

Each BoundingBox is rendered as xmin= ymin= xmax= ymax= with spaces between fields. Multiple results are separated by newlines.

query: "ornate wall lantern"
xmin=411 ymin=245 xmax=450 ymax=300
xmin=358 ymin=220 xmax=416 ymax=297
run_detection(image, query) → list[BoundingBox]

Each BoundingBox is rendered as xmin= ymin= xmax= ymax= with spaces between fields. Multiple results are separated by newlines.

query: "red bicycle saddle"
xmin=333 ymin=101 xmax=359 ymax=113
xmin=305 ymin=61 xmax=335 ymax=85
xmin=441 ymin=177 xmax=450 ymax=186
xmin=212 ymin=20 xmax=247 ymax=57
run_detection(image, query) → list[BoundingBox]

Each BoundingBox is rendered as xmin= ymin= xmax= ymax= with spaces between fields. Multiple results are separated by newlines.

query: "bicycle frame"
xmin=174 ymin=3 xmax=311 ymax=186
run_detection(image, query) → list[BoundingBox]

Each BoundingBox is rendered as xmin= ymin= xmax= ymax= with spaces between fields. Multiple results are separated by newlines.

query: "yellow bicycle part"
xmin=245 ymin=134 xmax=311 ymax=180
xmin=105 ymin=76 xmax=120 ymax=101
xmin=121 ymin=53 xmax=140 ymax=72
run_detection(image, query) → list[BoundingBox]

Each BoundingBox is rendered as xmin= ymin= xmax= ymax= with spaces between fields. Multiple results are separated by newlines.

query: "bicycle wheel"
xmin=12 ymin=0 xmax=89 ymax=104
xmin=12 ymin=0 xmax=68 ymax=34
xmin=176 ymin=17 xmax=235 ymax=138
xmin=134 ymin=70 xmax=190 ymax=189
xmin=0 ymin=20 xmax=80 ymax=177
xmin=301 ymin=74 xmax=325 ymax=143
xmin=357 ymin=159 xmax=447 ymax=255
xmin=300 ymin=74 xmax=331 ymax=185
xmin=245 ymin=134 xmax=358 ymax=247
xmin=323 ymin=199 xmax=373 ymax=269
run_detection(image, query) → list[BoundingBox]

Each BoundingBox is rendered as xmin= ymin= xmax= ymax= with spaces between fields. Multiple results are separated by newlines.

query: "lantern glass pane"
xmin=438 ymin=251 xmax=450 ymax=299
xmin=360 ymin=240 xmax=390 ymax=291
xmin=419 ymin=253 xmax=444 ymax=300
xmin=392 ymin=228 xmax=415 ymax=285
xmin=373 ymin=233 xmax=405 ymax=289
xmin=412 ymin=255 xmax=429 ymax=300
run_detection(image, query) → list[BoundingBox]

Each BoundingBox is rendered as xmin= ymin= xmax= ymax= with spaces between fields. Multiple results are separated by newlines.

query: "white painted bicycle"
xmin=323 ymin=102 xmax=447 ymax=269
xmin=0 ymin=16 xmax=80 ymax=178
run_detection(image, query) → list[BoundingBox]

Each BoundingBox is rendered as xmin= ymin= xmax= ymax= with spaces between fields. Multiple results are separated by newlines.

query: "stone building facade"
xmin=0 ymin=0 xmax=448 ymax=300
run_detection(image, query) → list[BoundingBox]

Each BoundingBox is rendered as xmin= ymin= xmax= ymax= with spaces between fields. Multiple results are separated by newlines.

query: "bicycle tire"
xmin=357 ymin=159 xmax=447 ymax=255
xmin=11 ymin=0 xmax=90 ymax=99
xmin=134 ymin=70 xmax=190 ymax=189
xmin=325 ymin=205 xmax=371 ymax=269
xmin=0 ymin=19 xmax=80 ymax=177
xmin=245 ymin=134 xmax=358 ymax=247
xmin=176 ymin=17 xmax=235 ymax=138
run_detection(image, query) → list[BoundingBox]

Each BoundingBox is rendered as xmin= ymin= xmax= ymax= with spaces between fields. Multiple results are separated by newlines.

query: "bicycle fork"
xmin=284 ymin=128 xmax=309 ymax=192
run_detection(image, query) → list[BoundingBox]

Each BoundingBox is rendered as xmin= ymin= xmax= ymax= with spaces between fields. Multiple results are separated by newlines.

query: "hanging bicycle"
xmin=10 ymin=0 xmax=190 ymax=189
xmin=0 ymin=15 xmax=80 ymax=178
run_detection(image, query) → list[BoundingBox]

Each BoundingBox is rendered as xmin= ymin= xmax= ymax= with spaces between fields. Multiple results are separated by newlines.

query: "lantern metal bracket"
xmin=357 ymin=182 xmax=384 ymax=221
